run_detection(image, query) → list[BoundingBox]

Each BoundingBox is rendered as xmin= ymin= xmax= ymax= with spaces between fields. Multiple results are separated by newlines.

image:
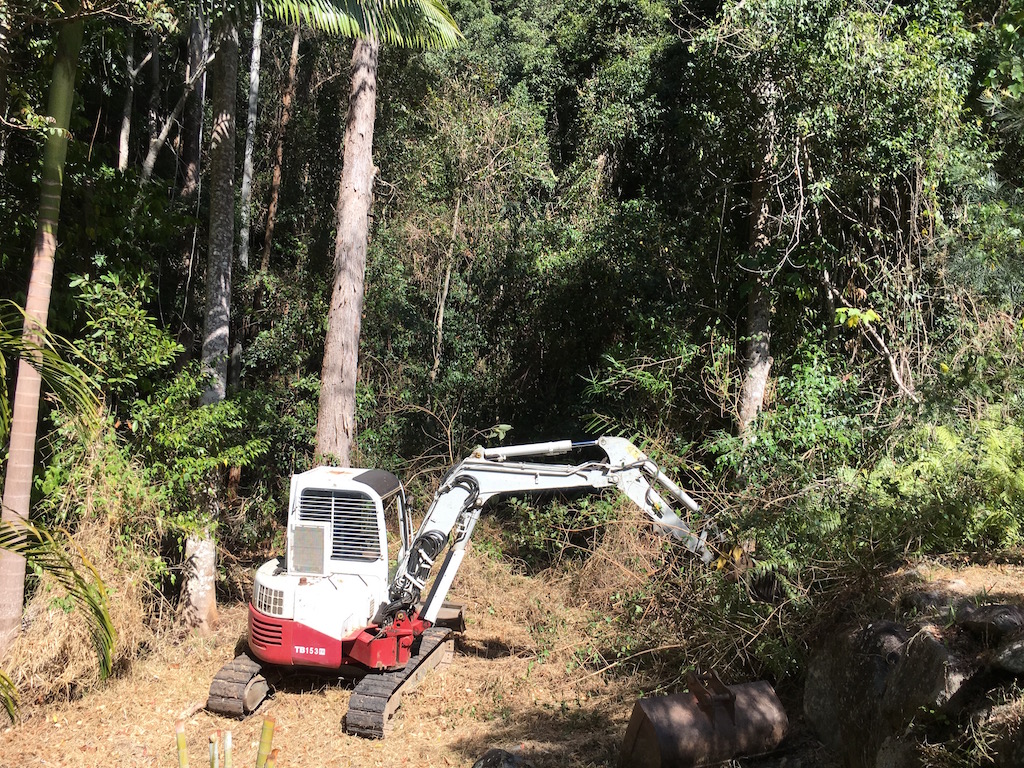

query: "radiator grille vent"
xmin=254 ymin=582 xmax=285 ymax=617
xmin=299 ymin=489 xmax=381 ymax=562
xmin=291 ymin=524 xmax=325 ymax=574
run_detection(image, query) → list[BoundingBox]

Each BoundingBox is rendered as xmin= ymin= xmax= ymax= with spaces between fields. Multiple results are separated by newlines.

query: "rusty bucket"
xmin=620 ymin=672 xmax=788 ymax=767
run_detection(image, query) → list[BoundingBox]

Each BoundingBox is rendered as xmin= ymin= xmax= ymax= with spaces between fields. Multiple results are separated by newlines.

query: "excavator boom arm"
xmin=388 ymin=437 xmax=711 ymax=624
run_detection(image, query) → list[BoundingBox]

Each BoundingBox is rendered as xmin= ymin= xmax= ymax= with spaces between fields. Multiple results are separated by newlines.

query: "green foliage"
xmin=69 ymin=272 xmax=182 ymax=407
xmin=500 ymin=496 xmax=622 ymax=565
xmin=132 ymin=366 xmax=270 ymax=529
xmin=940 ymin=139 xmax=1024 ymax=304
xmin=982 ymin=0 xmax=1024 ymax=135
xmin=0 ymin=301 xmax=100 ymax=445
xmin=851 ymin=412 xmax=1024 ymax=552
xmin=267 ymin=0 xmax=463 ymax=48
xmin=709 ymin=342 xmax=866 ymax=485
xmin=35 ymin=416 xmax=170 ymax=581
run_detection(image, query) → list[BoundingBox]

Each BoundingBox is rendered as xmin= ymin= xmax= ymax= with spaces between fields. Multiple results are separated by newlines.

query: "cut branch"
xmin=827 ymin=285 xmax=920 ymax=403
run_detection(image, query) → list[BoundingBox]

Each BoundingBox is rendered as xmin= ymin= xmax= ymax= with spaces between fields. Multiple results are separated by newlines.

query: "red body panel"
xmin=248 ymin=603 xmax=342 ymax=667
xmin=247 ymin=603 xmax=428 ymax=672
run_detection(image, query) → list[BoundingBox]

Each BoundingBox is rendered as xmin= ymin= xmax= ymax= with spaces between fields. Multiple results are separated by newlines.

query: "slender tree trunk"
xmin=181 ymin=5 xmax=237 ymax=636
xmin=430 ymin=195 xmax=460 ymax=383
xmin=139 ymin=57 xmax=208 ymax=184
xmin=0 ymin=15 xmax=83 ymax=653
xmin=261 ymin=26 xmax=300 ymax=271
xmin=200 ymin=8 xmax=238 ymax=406
xmin=146 ymin=33 xmax=160 ymax=152
xmin=0 ymin=3 xmax=13 ymax=167
xmin=737 ymin=273 xmax=772 ymax=438
xmin=316 ymin=38 xmax=379 ymax=464
xmin=180 ymin=15 xmax=208 ymax=200
xmin=736 ymin=79 xmax=776 ymax=440
xmin=178 ymin=13 xmax=208 ymax=345
xmin=238 ymin=0 xmax=263 ymax=272
xmin=117 ymin=32 xmax=134 ymax=172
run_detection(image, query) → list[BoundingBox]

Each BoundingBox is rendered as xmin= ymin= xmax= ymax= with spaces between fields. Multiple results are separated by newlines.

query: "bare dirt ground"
xmin=4 ymin=544 xmax=1023 ymax=768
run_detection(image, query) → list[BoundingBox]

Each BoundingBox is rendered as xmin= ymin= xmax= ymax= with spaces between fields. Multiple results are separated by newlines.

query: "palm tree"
xmin=0 ymin=303 xmax=110 ymax=714
xmin=0 ymin=11 xmax=84 ymax=651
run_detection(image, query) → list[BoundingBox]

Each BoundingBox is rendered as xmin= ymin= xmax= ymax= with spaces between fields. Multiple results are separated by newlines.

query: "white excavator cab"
xmin=285 ymin=467 xmax=412 ymax=580
xmin=248 ymin=467 xmax=415 ymax=670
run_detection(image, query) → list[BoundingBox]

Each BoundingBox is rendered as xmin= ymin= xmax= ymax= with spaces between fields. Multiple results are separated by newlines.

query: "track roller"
xmin=343 ymin=627 xmax=455 ymax=738
xmin=207 ymin=654 xmax=271 ymax=719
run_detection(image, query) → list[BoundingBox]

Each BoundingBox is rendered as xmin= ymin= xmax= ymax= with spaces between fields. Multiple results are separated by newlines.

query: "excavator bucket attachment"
xmin=620 ymin=673 xmax=787 ymax=767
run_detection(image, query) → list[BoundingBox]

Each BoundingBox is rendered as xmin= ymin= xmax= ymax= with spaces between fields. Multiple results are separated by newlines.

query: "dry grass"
xmin=0 ymin=538 xmax=646 ymax=768
xmin=1 ymin=435 xmax=168 ymax=709
xmin=2 ymin=517 xmax=158 ymax=708
xmin=15 ymin=511 xmax=1009 ymax=765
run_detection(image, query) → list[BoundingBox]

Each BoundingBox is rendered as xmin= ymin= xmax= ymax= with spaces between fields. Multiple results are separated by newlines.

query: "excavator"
xmin=206 ymin=436 xmax=714 ymax=738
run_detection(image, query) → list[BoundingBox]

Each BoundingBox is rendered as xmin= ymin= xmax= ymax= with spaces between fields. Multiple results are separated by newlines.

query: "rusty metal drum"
xmin=620 ymin=673 xmax=788 ymax=767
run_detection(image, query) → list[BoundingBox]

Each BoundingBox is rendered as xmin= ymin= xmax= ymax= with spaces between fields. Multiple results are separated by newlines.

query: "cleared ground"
xmin=4 ymin=527 xmax=1021 ymax=768
xmin=0 ymin=547 xmax=644 ymax=768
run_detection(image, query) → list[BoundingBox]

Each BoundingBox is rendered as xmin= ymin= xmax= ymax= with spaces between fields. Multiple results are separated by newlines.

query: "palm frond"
xmin=266 ymin=0 xmax=462 ymax=49
xmin=0 ymin=520 xmax=116 ymax=682
xmin=0 ymin=351 xmax=9 ymax=446
xmin=0 ymin=667 xmax=16 ymax=722
xmin=0 ymin=301 xmax=100 ymax=444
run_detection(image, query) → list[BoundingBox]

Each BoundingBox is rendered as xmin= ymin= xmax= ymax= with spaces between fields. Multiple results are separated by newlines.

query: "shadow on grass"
xmin=456 ymin=636 xmax=526 ymax=660
xmin=448 ymin=703 xmax=624 ymax=767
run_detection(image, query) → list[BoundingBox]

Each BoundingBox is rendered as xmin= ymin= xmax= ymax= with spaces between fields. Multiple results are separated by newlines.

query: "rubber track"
xmin=206 ymin=654 xmax=265 ymax=719
xmin=344 ymin=627 xmax=453 ymax=739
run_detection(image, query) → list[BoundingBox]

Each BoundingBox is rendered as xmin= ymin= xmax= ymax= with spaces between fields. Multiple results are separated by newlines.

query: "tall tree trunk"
xmin=117 ymin=32 xmax=134 ymax=172
xmin=178 ymin=13 xmax=208 ymax=344
xmin=200 ymin=8 xmax=238 ymax=406
xmin=736 ymin=79 xmax=776 ymax=440
xmin=0 ymin=3 xmax=13 ymax=167
xmin=316 ymin=37 xmax=379 ymax=464
xmin=182 ymin=5 xmax=237 ymax=635
xmin=261 ymin=26 xmax=300 ymax=271
xmin=180 ymin=15 xmax=208 ymax=200
xmin=237 ymin=0 xmax=263 ymax=272
xmin=146 ymin=32 xmax=160 ymax=152
xmin=737 ymin=273 xmax=772 ymax=438
xmin=0 ymin=15 xmax=83 ymax=653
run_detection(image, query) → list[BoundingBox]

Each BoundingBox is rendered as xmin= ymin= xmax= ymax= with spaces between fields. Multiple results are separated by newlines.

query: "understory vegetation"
xmin=1 ymin=0 xmax=1024 ymax=741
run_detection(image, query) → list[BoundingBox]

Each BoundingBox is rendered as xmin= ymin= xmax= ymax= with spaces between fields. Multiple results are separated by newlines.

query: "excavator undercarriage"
xmin=207 ymin=654 xmax=269 ymax=719
xmin=344 ymin=626 xmax=455 ymax=738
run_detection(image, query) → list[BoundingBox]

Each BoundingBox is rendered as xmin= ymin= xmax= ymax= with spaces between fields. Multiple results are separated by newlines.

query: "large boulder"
xmin=804 ymin=622 xmax=908 ymax=768
xmin=880 ymin=625 xmax=979 ymax=729
xmin=805 ymin=619 xmax=990 ymax=768
xmin=959 ymin=604 xmax=1024 ymax=643
xmin=994 ymin=635 xmax=1024 ymax=675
